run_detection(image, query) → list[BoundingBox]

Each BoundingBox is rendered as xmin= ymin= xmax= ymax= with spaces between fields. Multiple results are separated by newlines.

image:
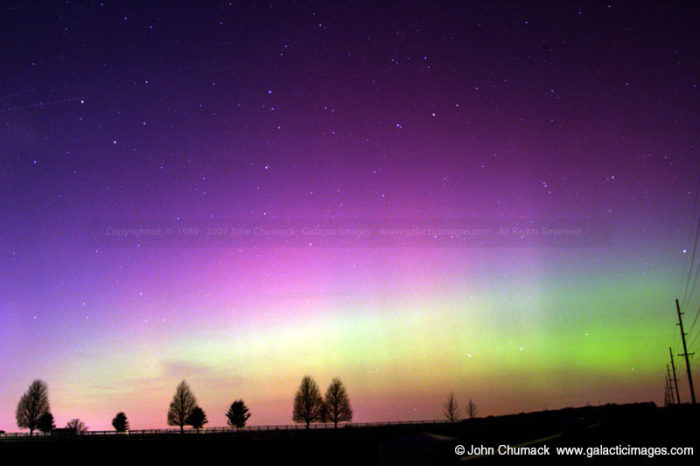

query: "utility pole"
xmin=675 ymin=299 xmax=696 ymax=404
xmin=669 ymin=347 xmax=681 ymax=404
xmin=664 ymin=373 xmax=672 ymax=406
xmin=666 ymin=364 xmax=675 ymax=404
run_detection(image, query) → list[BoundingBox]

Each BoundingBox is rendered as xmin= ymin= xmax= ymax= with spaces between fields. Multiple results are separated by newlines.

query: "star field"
xmin=0 ymin=1 xmax=698 ymax=431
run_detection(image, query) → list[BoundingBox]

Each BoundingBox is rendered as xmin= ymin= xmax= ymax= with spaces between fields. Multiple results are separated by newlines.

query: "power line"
xmin=685 ymin=289 xmax=700 ymax=340
xmin=682 ymin=260 xmax=700 ymax=322
xmin=675 ymin=299 xmax=696 ymax=404
xmin=680 ymin=218 xmax=700 ymax=311
xmin=669 ymin=347 xmax=681 ymax=404
xmin=678 ymin=177 xmax=700 ymax=307
xmin=672 ymin=322 xmax=681 ymax=353
xmin=687 ymin=301 xmax=700 ymax=341
xmin=688 ymin=323 xmax=700 ymax=353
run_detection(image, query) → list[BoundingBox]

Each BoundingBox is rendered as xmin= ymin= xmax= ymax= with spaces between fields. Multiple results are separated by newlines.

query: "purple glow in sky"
xmin=0 ymin=1 xmax=698 ymax=432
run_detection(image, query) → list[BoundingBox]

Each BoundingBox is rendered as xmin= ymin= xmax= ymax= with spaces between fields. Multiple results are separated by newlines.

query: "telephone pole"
xmin=669 ymin=347 xmax=681 ymax=404
xmin=675 ymin=299 xmax=696 ymax=404
xmin=666 ymin=364 xmax=675 ymax=404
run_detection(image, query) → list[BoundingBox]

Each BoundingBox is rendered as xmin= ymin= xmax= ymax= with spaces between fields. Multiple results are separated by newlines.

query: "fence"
xmin=0 ymin=419 xmax=449 ymax=438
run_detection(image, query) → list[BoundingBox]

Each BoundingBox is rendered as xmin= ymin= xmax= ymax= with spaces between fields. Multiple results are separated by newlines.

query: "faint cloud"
xmin=161 ymin=360 xmax=213 ymax=378
xmin=161 ymin=360 xmax=246 ymax=389
xmin=197 ymin=374 xmax=246 ymax=390
xmin=122 ymin=360 xmax=246 ymax=394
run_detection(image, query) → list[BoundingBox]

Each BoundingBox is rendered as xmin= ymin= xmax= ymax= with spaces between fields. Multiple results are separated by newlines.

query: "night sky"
xmin=1 ymin=1 xmax=699 ymax=431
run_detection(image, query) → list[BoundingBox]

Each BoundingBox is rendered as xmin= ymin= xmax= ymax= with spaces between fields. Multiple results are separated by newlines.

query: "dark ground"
xmin=1 ymin=403 xmax=697 ymax=465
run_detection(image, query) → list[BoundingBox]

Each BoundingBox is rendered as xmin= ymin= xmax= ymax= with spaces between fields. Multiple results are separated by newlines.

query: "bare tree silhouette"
xmin=167 ymin=380 xmax=197 ymax=433
xmin=226 ymin=400 xmax=251 ymax=430
xmin=16 ymin=380 xmax=50 ymax=436
xmin=66 ymin=418 xmax=88 ymax=433
xmin=187 ymin=406 xmax=208 ymax=432
xmin=466 ymin=398 xmax=478 ymax=418
xmin=323 ymin=377 xmax=353 ymax=428
xmin=443 ymin=392 xmax=461 ymax=422
xmin=293 ymin=375 xmax=323 ymax=428
xmin=112 ymin=412 xmax=129 ymax=432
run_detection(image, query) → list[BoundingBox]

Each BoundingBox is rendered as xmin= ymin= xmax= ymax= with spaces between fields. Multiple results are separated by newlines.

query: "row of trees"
xmin=16 ymin=380 xmax=88 ymax=435
xmin=15 ymin=379 xmax=251 ymax=435
xmin=443 ymin=392 xmax=478 ymax=422
xmin=15 ymin=376 xmax=353 ymax=434
xmin=17 ymin=378 xmax=469 ymax=435
xmin=166 ymin=380 xmax=251 ymax=433
xmin=168 ymin=376 xmax=353 ymax=432
xmin=293 ymin=376 xmax=353 ymax=428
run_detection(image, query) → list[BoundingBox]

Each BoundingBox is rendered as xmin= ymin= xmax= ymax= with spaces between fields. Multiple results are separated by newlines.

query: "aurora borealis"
xmin=1 ymin=1 xmax=698 ymax=432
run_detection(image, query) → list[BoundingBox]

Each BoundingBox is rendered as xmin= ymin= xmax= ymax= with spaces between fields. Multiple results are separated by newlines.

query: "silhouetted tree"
xmin=293 ymin=375 xmax=323 ymax=428
xmin=323 ymin=377 xmax=353 ymax=428
xmin=466 ymin=398 xmax=478 ymax=418
xmin=37 ymin=412 xmax=55 ymax=434
xmin=443 ymin=392 xmax=461 ymax=422
xmin=112 ymin=412 xmax=129 ymax=432
xmin=225 ymin=400 xmax=251 ymax=430
xmin=66 ymin=418 xmax=88 ymax=433
xmin=168 ymin=380 xmax=197 ymax=433
xmin=187 ymin=406 xmax=208 ymax=432
xmin=16 ymin=379 xmax=50 ymax=436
